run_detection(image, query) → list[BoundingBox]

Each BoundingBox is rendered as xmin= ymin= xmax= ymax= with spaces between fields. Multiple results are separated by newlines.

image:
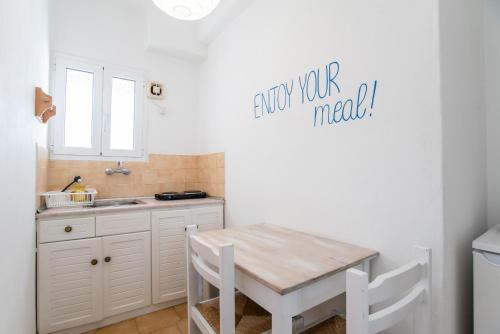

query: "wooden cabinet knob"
xmin=64 ymin=226 xmax=72 ymax=233
xmin=104 ymin=256 xmax=111 ymax=263
xmin=91 ymin=259 xmax=98 ymax=266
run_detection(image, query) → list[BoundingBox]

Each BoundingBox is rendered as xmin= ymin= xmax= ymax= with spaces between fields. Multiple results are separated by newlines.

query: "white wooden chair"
xmin=186 ymin=225 xmax=272 ymax=334
xmin=302 ymin=246 xmax=432 ymax=334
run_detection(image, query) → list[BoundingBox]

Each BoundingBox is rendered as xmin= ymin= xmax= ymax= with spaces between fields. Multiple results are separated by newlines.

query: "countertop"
xmin=36 ymin=197 xmax=224 ymax=221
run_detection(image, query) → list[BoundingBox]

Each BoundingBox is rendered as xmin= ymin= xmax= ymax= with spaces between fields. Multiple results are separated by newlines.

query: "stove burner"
xmin=155 ymin=191 xmax=207 ymax=201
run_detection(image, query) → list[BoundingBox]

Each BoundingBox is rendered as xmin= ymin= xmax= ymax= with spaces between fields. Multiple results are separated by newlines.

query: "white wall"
xmin=439 ymin=0 xmax=488 ymax=333
xmin=197 ymin=0 xmax=445 ymax=332
xmin=0 ymin=0 xmax=50 ymax=332
xmin=485 ymin=0 xmax=500 ymax=228
xmin=146 ymin=1 xmax=208 ymax=62
xmin=196 ymin=0 xmax=255 ymax=44
xmin=50 ymin=0 xmax=200 ymax=155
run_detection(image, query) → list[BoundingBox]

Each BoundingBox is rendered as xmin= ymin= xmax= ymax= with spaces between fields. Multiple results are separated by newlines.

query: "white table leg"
xmin=362 ymin=259 xmax=372 ymax=315
xmin=272 ymin=313 xmax=293 ymax=333
xmin=361 ymin=259 xmax=371 ymax=280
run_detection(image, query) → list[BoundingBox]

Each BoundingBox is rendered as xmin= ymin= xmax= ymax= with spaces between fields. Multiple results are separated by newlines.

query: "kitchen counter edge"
xmin=36 ymin=197 xmax=225 ymax=221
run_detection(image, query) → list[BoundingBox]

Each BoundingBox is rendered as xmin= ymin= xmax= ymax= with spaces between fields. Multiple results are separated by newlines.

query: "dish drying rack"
xmin=43 ymin=189 xmax=98 ymax=208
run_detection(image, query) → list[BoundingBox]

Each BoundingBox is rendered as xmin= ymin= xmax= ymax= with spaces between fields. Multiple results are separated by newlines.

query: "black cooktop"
xmin=155 ymin=190 xmax=207 ymax=201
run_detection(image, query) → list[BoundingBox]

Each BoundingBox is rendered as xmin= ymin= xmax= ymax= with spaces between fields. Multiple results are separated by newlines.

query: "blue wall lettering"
xmin=254 ymin=80 xmax=294 ymax=119
xmin=253 ymin=60 xmax=379 ymax=127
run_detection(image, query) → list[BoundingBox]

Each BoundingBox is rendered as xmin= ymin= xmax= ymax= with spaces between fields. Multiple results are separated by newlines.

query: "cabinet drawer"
xmin=38 ymin=217 xmax=95 ymax=243
xmin=96 ymin=212 xmax=150 ymax=236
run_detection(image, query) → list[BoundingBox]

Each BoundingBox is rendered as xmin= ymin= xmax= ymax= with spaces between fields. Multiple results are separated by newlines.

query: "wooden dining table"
xmin=195 ymin=223 xmax=379 ymax=333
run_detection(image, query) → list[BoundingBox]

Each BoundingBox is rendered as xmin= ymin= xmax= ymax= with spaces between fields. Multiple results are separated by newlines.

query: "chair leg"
xmin=189 ymin=317 xmax=202 ymax=334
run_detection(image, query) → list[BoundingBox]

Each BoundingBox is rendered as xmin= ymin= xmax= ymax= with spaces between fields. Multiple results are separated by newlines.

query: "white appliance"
xmin=473 ymin=225 xmax=500 ymax=334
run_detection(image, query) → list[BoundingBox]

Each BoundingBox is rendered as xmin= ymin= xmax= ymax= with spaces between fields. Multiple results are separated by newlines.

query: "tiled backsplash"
xmin=46 ymin=153 xmax=225 ymax=200
xmin=36 ymin=144 xmax=49 ymax=208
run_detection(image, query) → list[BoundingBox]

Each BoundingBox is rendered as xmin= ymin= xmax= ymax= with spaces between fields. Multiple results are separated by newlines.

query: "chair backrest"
xmin=186 ymin=225 xmax=235 ymax=334
xmin=347 ymin=246 xmax=432 ymax=334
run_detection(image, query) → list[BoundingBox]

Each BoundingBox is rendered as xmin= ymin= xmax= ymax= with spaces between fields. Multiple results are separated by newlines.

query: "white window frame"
xmin=50 ymin=54 xmax=145 ymax=160
xmin=101 ymin=67 xmax=144 ymax=158
xmin=52 ymin=56 xmax=103 ymax=156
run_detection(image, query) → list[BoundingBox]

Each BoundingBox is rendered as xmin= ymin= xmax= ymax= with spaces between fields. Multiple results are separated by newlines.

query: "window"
xmin=64 ymin=69 xmax=94 ymax=149
xmin=51 ymin=55 xmax=144 ymax=159
xmin=110 ymin=78 xmax=136 ymax=150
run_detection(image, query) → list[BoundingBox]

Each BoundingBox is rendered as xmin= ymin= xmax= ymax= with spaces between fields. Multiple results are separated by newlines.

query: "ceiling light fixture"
xmin=152 ymin=0 xmax=220 ymax=21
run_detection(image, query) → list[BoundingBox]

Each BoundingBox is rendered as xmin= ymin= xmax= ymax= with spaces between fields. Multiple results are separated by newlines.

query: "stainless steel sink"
xmin=89 ymin=199 xmax=146 ymax=208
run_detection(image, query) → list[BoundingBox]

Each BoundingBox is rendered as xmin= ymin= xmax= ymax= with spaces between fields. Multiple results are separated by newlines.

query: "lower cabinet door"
xmin=38 ymin=238 xmax=103 ymax=334
xmin=192 ymin=206 xmax=224 ymax=231
xmin=102 ymin=232 xmax=151 ymax=317
xmin=152 ymin=210 xmax=191 ymax=304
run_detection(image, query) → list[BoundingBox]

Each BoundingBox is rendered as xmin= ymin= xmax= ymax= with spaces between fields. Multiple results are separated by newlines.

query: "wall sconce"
xmin=35 ymin=87 xmax=56 ymax=123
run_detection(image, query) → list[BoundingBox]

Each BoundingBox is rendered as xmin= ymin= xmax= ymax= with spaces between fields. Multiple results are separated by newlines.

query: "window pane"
xmin=110 ymin=77 xmax=136 ymax=150
xmin=64 ymin=69 xmax=94 ymax=148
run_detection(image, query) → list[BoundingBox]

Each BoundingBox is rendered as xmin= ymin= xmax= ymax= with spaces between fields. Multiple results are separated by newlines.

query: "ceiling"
xmin=143 ymin=0 xmax=255 ymax=62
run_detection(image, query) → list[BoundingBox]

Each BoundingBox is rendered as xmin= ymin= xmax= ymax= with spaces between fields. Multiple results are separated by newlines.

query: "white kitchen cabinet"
xmin=37 ymin=202 xmax=224 ymax=333
xmin=96 ymin=212 xmax=150 ymax=236
xmin=152 ymin=209 xmax=191 ymax=304
xmin=102 ymin=232 xmax=151 ymax=317
xmin=38 ymin=233 xmax=152 ymax=333
xmin=192 ymin=206 xmax=224 ymax=231
xmin=38 ymin=238 xmax=103 ymax=334
xmin=38 ymin=216 xmax=95 ymax=243
xmin=151 ymin=206 xmax=223 ymax=304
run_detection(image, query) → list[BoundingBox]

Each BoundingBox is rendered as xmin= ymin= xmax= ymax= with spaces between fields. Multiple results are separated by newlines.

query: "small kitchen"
xmin=1 ymin=0 xmax=494 ymax=334
xmin=37 ymin=190 xmax=224 ymax=333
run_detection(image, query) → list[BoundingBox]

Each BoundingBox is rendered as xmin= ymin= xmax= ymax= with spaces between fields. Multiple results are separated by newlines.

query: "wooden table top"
xmin=195 ymin=223 xmax=378 ymax=295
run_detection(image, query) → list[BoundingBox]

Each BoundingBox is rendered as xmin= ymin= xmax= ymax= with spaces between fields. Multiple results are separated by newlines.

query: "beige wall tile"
xmin=45 ymin=153 xmax=225 ymax=200
xmin=215 ymin=168 xmax=225 ymax=184
xmin=198 ymin=155 xmax=209 ymax=169
xmin=36 ymin=145 xmax=49 ymax=208
xmin=216 ymin=153 xmax=224 ymax=168
xmin=185 ymin=169 xmax=199 ymax=183
xmin=142 ymin=169 xmax=160 ymax=185
xmin=207 ymin=154 xmax=217 ymax=169
xmin=180 ymin=155 xmax=198 ymax=169
xmin=185 ymin=182 xmax=202 ymax=191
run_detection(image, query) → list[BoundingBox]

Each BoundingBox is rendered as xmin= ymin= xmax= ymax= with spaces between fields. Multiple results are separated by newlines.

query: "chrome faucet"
xmin=105 ymin=161 xmax=131 ymax=176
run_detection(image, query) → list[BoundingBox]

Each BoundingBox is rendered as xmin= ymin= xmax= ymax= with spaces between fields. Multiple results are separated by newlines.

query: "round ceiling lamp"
xmin=152 ymin=0 xmax=220 ymax=21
